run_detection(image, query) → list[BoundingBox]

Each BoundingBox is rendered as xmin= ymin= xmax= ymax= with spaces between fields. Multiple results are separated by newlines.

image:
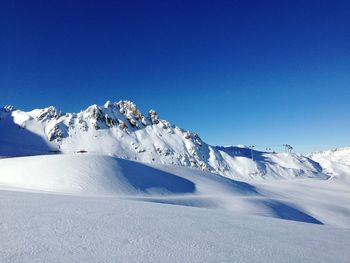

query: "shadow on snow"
xmin=117 ymin=158 xmax=196 ymax=194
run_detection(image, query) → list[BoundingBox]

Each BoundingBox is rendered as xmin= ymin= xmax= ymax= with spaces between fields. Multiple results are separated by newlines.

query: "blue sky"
xmin=1 ymin=0 xmax=349 ymax=153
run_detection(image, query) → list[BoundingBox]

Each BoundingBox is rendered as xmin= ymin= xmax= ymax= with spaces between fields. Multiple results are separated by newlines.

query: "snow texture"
xmin=0 ymin=154 xmax=349 ymax=262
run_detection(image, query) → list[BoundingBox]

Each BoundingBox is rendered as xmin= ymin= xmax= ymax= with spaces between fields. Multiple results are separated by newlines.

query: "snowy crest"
xmin=0 ymin=100 xmax=328 ymax=180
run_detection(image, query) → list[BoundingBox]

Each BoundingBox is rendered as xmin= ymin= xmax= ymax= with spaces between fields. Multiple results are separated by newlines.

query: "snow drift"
xmin=1 ymin=153 xmax=350 ymax=262
xmin=0 ymin=154 xmax=258 ymax=199
xmin=1 ymin=187 xmax=349 ymax=263
xmin=0 ymin=154 xmax=197 ymax=195
xmin=2 ymin=154 xmax=349 ymax=227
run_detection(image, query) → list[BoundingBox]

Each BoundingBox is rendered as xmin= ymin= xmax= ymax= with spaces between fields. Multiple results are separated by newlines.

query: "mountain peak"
xmin=36 ymin=106 xmax=62 ymax=122
xmin=2 ymin=105 xmax=15 ymax=112
xmin=0 ymin=100 xmax=329 ymax=180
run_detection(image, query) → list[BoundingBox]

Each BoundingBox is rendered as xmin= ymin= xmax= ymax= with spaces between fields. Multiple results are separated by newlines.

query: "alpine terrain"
xmin=0 ymin=101 xmax=349 ymax=263
xmin=0 ymin=101 xmax=327 ymax=180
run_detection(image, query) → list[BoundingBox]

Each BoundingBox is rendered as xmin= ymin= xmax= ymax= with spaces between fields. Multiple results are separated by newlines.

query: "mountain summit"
xmin=0 ymin=100 xmax=327 ymax=180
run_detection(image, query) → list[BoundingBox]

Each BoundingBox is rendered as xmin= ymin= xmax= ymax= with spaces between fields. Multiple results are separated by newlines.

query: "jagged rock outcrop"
xmin=0 ymin=101 xmax=328 ymax=180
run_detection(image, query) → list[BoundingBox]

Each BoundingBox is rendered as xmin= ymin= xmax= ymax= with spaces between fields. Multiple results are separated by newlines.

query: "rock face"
xmin=0 ymin=100 xmax=327 ymax=180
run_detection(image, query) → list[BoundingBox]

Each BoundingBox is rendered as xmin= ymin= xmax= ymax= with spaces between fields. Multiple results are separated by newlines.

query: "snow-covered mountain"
xmin=308 ymin=147 xmax=350 ymax=181
xmin=1 ymin=102 xmax=350 ymax=262
xmin=0 ymin=101 xmax=327 ymax=180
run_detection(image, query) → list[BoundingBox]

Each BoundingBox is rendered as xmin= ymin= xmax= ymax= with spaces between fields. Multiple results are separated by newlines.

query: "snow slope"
xmin=1 ymin=103 xmax=349 ymax=262
xmin=0 ymin=154 xmax=348 ymax=227
xmin=216 ymin=145 xmax=325 ymax=179
xmin=308 ymin=147 xmax=350 ymax=182
xmin=0 ymin=102 xmax=327 ymax=180
xmin=0 ymin=154 xmax=349 ymax=262
xmin=1 ymin=189 xmax=349 ymax=263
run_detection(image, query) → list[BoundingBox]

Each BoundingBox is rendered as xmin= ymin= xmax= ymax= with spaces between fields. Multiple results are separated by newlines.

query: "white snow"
xmin=0 ymin=102 xmax=327 ymax=180
xmin=1 ymin=188 xmax=349 ymax=263
xmin=0 ymin=154 xmax=349 ymax=262
xmin=1 ymin=102 xmax=350 ymax=262
xmin=308 ymin=147 xmax=350 ymax=182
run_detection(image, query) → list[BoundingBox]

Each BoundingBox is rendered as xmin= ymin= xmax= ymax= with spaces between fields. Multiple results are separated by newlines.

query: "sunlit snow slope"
xmin=308 ymin=147 xmax=350 ymax=182
xmin=0 ymin=154 xmax=349 ymax=262
xmin=1 ymin=188 xmax=349 ymax=263
xmin=0 ymin=154 xmax=348 ymax=227
xmin=0 ymin=102 xmax=327 ymax=180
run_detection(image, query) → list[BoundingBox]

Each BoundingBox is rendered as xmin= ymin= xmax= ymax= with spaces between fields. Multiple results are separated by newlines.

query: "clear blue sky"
xmin=1 ymin=0 xmax=349 ymax=153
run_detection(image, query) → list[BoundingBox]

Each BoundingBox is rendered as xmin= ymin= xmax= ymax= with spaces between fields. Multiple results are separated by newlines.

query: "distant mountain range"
xmin=308 ymin=147 xmax=350 ymax=181
xmin=0 ymin=100 xmax=344 ymax=180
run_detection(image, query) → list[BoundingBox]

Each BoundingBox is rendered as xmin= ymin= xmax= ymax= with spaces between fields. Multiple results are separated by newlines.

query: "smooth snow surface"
xmin=1 ymin=189 xmax=349 ymax=263
xmin=0 ymin=154 xmax=349 ymax=262
xmin=0 ymin=155 xmax=197 ymax=195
